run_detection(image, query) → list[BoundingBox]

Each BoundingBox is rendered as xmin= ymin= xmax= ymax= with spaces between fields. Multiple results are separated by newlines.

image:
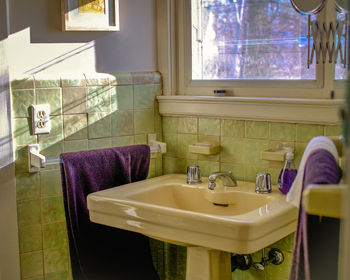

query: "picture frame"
xmin=61 ymin=0 xmax=119 ymax=31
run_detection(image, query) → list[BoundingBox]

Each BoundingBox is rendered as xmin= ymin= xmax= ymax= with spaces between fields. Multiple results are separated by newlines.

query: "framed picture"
xmin=61 ymin=0 xmax=119 ymax=31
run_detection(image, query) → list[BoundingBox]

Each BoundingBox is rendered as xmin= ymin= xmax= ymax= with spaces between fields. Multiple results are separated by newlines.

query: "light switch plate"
xmin=31 ymin=104 xmax=51 ymax=134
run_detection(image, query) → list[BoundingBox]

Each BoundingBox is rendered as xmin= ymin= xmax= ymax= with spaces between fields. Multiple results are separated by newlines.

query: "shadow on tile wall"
xmin=11 ymin=72 xmax=163 ymax=279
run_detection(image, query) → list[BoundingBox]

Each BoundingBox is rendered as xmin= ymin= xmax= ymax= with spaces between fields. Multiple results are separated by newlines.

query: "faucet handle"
xmin=255 ymin=173 xmax=272 ymax=194
xmin=187 ymin=166 xmax=202 ymax=184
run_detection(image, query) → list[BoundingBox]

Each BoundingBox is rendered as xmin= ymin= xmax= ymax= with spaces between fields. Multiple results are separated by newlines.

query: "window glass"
xmin=191 ymin=0 xmax=316 ymax=80
xmin=335 ymin=11 xmax=347 ymax=80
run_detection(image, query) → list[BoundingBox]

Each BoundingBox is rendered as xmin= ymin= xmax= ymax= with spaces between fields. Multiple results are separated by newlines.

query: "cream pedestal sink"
xmin=87 ymin=174 xmax=297 ymax=280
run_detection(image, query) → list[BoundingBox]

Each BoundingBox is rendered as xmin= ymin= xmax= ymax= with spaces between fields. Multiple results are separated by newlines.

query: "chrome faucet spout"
xmin=208 ymin=171 xmax=237 ymax=190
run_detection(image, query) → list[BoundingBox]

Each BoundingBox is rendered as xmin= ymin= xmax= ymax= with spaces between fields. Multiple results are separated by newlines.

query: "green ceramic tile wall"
xmin=11 ymin=72 xmax=162 ymax=279
xmin=162 ymin=117 xmax=342 ymax=183
xmin=12 ymin=72 xmax=343 ymax=280
xmin=162 ymin=116 xmax=342 ymax=280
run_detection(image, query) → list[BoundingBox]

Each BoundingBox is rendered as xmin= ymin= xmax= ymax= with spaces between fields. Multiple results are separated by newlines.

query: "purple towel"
xmin=289 ymin=149 xmax=340 ymax=280
xmin=60 ymin=145 xmax=159 ymax=280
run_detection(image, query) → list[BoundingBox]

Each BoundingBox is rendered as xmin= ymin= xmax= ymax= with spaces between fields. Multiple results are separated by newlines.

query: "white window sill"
xmin=157 ymin=96 xmax=344 ymax=124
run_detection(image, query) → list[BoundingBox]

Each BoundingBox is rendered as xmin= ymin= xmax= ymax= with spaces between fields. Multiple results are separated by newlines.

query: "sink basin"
xmin=87 ymin=174 xmax=297 ymax=254
xmin=129 ymin=183 xmax=272 ymax=216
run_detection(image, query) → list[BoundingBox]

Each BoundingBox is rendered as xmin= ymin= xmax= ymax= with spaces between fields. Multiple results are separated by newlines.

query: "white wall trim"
xmin=157 ymin=96 xmax=344 ymax=124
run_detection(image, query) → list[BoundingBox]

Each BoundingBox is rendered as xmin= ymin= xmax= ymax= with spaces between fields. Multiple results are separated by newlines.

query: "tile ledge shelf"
xmin=157 ymin=96 xmax=344 ymax=125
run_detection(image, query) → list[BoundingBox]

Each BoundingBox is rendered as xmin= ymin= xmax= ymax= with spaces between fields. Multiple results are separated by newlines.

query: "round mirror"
xmin=335 ymin=0 xmax=348 ymax=12
xmin=290 ymin=0 xmax=327 ymax=15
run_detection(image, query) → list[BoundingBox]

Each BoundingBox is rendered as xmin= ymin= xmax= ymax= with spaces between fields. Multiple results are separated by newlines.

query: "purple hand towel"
xmin=60 ymin=145 xmax=159 ymax=280
xmin=289 ymin=149 xmax=340 ymax=280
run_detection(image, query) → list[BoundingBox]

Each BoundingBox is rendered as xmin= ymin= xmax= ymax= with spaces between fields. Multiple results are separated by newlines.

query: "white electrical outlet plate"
xmin=31 ymin=104 xmax=51 ymax=134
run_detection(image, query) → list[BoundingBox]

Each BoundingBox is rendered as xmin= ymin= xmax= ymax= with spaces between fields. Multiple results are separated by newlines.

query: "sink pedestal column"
xmin=186 ymin=246 xmax=231 ymax=280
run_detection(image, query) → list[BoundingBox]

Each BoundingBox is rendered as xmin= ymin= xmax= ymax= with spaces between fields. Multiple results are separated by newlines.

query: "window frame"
xmin=156 ymin=0 xmax=344 ymax=124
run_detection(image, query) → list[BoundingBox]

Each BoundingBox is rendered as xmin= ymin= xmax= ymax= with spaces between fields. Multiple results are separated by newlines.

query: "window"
xmin=191 ymin=0 xmax=316 ymax=80
xmin=157 ymin=0 xmax=346 ymax=99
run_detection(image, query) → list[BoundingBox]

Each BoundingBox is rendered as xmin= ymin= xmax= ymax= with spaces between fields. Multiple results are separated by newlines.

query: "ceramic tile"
xmin=62 ymin=87 xmax=87 ymax=114
xmin=41 ymin=170 xmax=62 ymax=197
xmin=14 ymin=118 xmax=36 ymax=146
xmin=44 ymin=271 xmax=70 ymax=280
xmin=132 ymin=72 xmax=157 ymax=84
xmin=296 ymin=124 xmax=323 ymax=142
xmin=244 ymin=139 xmax=269 ymax=166
xmin=12 ymin=89 xmax=35 ymax=117
xmin=19 ymin=224 xmax=43 ymax=253
xmin=41 ymin=197 xmax=65 ymax=224
xmin=34 ymin=77 xmax=60 ymax=88
xmin=15 ymin=146 xmax=29 ymax=174
xmin=39 ymin=142 xmax=64 ymax=158
xmin=111 ymin=85 xmax=133 ymax=111
xmin=220 ymin=163 xmax=244 ymax=181
xmin=88 ymin=112 xmax=111 ymax=139
xmin=134 ymin=84 xmax=157 ymax=109
xmin=11 ymin=77 xmax=35 ymax=89
xmin=43 ymin=247 xmax=68 ymax=274
xmin=231 ymin=270 xmax=244 ymax=280
xmin=163 ymin=157 xmax=186 ymax=174
xmin=244 ymin=165 xmax=268 ymax=183
xmin=177 ymin=134 xmax=198 ymax=159
xmin=295 ymin=142 xmax=308 ymax=168
xmin=199 ymin=118 xmax=220 ymax=136
xmin=43 ymin=222 xmax=68 ymax=249
xmin=221 ymin=120 xmax=245 ymax=138
xmin=111 ymin=110 xmax=134 ymax=136
xmin=265 ymin=251 xmax=292 ymax=280
xmin=110 ymin=72 xmax=133 ymax=85
xmin=197 ymin=160 xmax=219 ymax=177
xmin=63 ymin=114 xmax=88 ymax=141
xmin=84 ymin=73 xmax=110 ymax=86
xmin=134 ymin=134 xmax=148 ymax=145
xmin=148 ymin=159 xmax=156 ymax=178
xmin=268 ymin=167 xmax=282 ymax=185
xmin=17 ymin=199 xmax=41 ymax=227
xmin=134 ymin=109 xmax=155 ymax=134
xmin=156 ymin=156 xmax=163 ymax=176
xmin=20 ymin=251 xmax=44 ymax=279
xmin=112 ymin=136 xmax=134 ymax=147
xmin=64 ymin=140 xmax=88 ymax=153
xmin=324 ymin=125 xmax=343 ymax=136
xmin=87 ymin=86 xmax=111 ymax=112
xmin=269 ymin=122 xmax=295 ymax=141
xmin=178 ymin=117 xmax=198 ymax=134
xmin=154 ymin=104 xmax=162 ymax=133
xmin=36 ymin=88 xmax=62 ymax=115
xmin=39 ymin=116 xmax=63 ymax=144
xmin=242 ymin=266 xmax=266 ymax=280
xmin=27 ymin=276 xmax=44 ymax=280
xmin=16 ymin=173 xmax=40 ymax=201
xmin=163 ymin=117 xmax=178 ymax=133
xmin=221 ymin=137 xmax=245 ymax=164
xmin=163 ymin=133 xmax=178 ymax=156
xmin=245 ymin=121 xmax=269 ymax=139
xmin=61 ymin=75 xmax=86 ymax=87
xmin=88 ymin=138 xmax=112 ymax=149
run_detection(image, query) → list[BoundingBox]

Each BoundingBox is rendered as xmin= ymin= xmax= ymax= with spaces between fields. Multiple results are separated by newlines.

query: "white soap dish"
xmin=261 ymin=149 xmax=287 ymax=162
xmin=189 ymin=142 xmax=220 ymax=155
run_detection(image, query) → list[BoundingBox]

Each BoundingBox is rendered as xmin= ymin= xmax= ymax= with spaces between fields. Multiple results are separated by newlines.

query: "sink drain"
xmin=213 ymin=203 xmax=229 ymax=207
